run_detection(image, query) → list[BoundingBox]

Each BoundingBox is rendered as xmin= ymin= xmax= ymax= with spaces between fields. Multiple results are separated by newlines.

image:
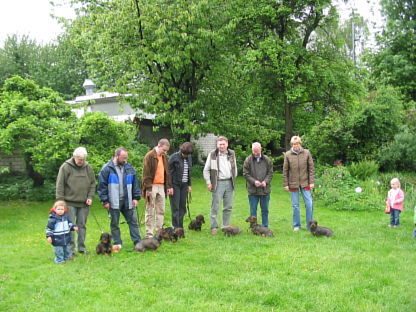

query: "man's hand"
xmin=47 ymin=237 xmax=52 ymax=244
xmin=86 ymin=199 xmax=92 ymax=206
xmin=254 ymin=180 xmax=262 ymax=187
xmin=132 ymin=199 xmax=138 ymax=207
xmin=207 ymin=184 xmax=213 ymax=191
xmin=188 ymin=186 xmax=192 ymax=193
xmin=284 ymin=186 xmax=289 ymax=191
xmin=103 ymin=202 xmax=110 ymax=210
xmin=309 ymin=184 xmax=315 ymax=189
xmin=73 ymin=226 xmax=79 ymax=231
xmin=167 ymin=188 xmax=174 ymax=196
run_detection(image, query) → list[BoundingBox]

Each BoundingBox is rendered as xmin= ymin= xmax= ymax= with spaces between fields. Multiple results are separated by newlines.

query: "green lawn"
xmin=1 ymin=175 xmax=415 ymax=311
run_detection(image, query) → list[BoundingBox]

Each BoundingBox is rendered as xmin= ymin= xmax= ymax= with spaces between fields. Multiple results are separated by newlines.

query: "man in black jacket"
xmin=243 ymin=142 xmax=273 ymax=227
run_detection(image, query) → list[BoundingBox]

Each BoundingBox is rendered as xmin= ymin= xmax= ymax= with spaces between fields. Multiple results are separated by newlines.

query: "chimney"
xmin=83 ymin=79 xmax=96 ymax=96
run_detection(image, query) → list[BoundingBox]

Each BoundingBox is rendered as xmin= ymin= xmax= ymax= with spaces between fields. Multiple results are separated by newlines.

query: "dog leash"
xmin=186 ymin=192 xmax=192 ymax=221
xmin=90 ymin=205 xmax=104 ymax=234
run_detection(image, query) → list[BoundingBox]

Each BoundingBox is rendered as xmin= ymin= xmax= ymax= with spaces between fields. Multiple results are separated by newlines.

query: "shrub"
xmin=378 ymin=127 xmax=416 ymax=172
xmin=0 ymin=175 xmax=55 ymax=201
xmin=347 ymin=160 xmax=379 ymax=180
xmin=314 ymin=166 xmax=385 ymax=211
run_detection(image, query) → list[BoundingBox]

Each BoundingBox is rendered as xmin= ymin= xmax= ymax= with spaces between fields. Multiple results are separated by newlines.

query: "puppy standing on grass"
xmin=245 ymin=216 xmax=274 ymax=237
xmin=96 ymin=232 xmax=113 ymax=255
xmin=221 ymin=225 xmax=242 ymax=237
xmin=309 ymin=220 xmax=333 ymax=237
xmin=135 ymin=231 xmax=163 ymax=252
xmin=188 ymin=214 xmax=205 ymax=231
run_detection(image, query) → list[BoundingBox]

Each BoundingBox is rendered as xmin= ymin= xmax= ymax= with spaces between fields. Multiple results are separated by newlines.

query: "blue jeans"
xmin=248 ymin=194 xmax=270 ymax=227
xmin=109 ymin=201 xmax=141 ymax=246
xmin=390 ymin=208 xmax=400 ymax=226
xmin=53 ymin=245 xmax=71 ymax=263
xmin=290 ymin=188 xmax=313 ymax=230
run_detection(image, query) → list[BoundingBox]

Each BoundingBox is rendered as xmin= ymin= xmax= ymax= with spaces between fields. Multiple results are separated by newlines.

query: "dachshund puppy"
xmin=188 ymin=214 xmax=205 ymax=231
xmin=96 ymin=232 xmax=112 ymax=255
xmin=160 ymin=227 xmax=178 ymax=242
xmin=134 ymin=234 xmax=162 ymax=252
xmin=245 ymin=216 xmax=274 ymax=237
xmin=175 ymin=227 xmax=185 ymax=239
xmin=309 ymin=220 xmax=333 ymax=237
xmin=221 ymin=225 xmax=242 ymax=237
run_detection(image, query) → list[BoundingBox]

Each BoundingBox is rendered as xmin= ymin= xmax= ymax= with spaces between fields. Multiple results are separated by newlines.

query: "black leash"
xmin=186 ymin=192 xmax=192 ymax=221
xmin=90 ymin=205 xmax=104 ymax=233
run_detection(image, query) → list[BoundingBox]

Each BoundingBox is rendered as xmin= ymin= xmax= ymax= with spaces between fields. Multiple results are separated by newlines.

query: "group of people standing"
xmin=46 ymin=136 xmax=316 ymax=264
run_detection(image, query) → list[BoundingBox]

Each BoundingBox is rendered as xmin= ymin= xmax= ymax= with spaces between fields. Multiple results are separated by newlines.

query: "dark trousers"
xmin=170 ymin=182 xmax=189 ymax=228
xmin=109 ymin=200 xmax=141 ymax=246
xmin=390 ymin=208 xmax=401 ymax=226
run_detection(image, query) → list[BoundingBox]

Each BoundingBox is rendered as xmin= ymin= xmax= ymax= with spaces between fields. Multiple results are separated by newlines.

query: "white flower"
xmin=355 ymin=187 xmax=362 ymax=193
xmin=375 ymin=181 xmax=381 ymax=185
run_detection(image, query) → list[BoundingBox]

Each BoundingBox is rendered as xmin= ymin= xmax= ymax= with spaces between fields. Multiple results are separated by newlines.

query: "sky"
xmin=0 ymin=0 xmax=383 ymax=47
xmin=0 ymin=0 xmax=75 ymax=45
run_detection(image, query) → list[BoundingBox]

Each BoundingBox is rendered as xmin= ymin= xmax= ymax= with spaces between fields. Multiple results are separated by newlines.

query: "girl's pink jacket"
xmin=386 ymin=189 xmax=405 ymax=211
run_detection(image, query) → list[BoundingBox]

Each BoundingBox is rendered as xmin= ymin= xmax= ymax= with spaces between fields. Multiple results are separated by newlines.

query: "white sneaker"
xmin=293 ymin=227 xmax=300 ymax=232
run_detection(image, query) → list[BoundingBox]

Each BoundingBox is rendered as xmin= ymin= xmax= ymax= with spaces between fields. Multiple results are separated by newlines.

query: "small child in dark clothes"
xmin=46 ymin=200 xmax=78 ymax=264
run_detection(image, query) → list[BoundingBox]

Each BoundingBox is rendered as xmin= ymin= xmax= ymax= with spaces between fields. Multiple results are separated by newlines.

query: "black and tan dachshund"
xmin=96 ymin=232 xmax=113 ymax=255
xmin=309 ymin=220 xmax=334 ymax=237
xmin=245 ymin=216 xmax=274 ymax=237
xmin=188 ymin=214 xmax=205 ymax=231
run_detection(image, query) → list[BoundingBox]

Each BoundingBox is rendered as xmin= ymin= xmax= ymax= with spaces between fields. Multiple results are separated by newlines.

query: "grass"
xmin=1 ymin=174 xmax=416 ymax=311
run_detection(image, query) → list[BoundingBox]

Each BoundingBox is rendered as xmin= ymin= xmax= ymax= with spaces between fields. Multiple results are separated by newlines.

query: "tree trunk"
xmin=24 ymin=153 xmax=45 ymax=187
xmin=284 ymin=100 xmax=294 ymax=150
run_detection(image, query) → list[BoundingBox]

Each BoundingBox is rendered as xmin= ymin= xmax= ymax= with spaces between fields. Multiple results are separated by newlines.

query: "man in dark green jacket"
xmin=56 ymin=147 xmax=96 ymax=255
xmin=243 ymin=142 xmax=273 ymax=227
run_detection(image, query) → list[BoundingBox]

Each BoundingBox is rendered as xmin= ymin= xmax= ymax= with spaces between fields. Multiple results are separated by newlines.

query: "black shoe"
xmin=78 ymin=250 xmax=90 ymax=255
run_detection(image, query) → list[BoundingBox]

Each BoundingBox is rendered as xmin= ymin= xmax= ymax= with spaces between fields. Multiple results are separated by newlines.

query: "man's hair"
xmin=115 ymin=147 xmax=128 ymax=156
xmin=73 ymin=147 xmax=87 ymax=158
xmin=180 ymin=142 xmax=194 ymax=155
xmin=252 ymin=142 xmax=261 ymax=149
xmin=216 ymin=136 xmax=228 ymax=143
xmin=158 ymin=138 xmax=170 ymax=147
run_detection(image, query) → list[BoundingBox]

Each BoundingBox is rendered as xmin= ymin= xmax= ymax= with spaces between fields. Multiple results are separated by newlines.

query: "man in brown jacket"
xmin=142 ymin=138 xmax=173 ymax=238
xmin=283 ymin=136 xmax=315 ymax=231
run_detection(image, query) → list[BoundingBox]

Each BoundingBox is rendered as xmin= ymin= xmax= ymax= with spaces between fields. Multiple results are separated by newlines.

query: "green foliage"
xmin=0 ymin=175 xmax=55 ymax=201
xmin=369 ymin=0 xmax=416 ymax=102
xmin=0 ymin=77 xmax=149 ymax=186
xmin=0 ymin=34 xmax=86 ymax=99
xmin=347 ymin=160 xmax=379 ymax=181
xmin=307 ymin=86 xmax=403 ymax=164
xmin=0 ymin=76 xmax=77 ymax=185
xmin=378 ymin=126 xmax=416 ymax=172
xmin=314 ymin=166 xmax=385 ymax=211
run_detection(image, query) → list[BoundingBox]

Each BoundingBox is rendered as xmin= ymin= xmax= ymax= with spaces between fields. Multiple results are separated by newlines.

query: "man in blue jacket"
xmin=98 ymin=147 xmax=141 ymax=250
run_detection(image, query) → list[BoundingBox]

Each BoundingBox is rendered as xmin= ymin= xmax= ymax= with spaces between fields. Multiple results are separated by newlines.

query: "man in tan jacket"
xmin=283 ymin=136 xmax=315 ymax=231
xmin=142 ymin=139 xmax=173 ymax=238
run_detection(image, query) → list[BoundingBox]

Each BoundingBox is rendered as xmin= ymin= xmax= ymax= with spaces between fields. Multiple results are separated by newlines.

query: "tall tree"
xmin=370 ymin=0 xmax=416 ymax=101
xmin=68 ymin=0 xmax=237 ymax=141
xmin=0 ymin=34 xmax=87 ymax=99
xmin=233 ymin=0 xmax=363 ymax=148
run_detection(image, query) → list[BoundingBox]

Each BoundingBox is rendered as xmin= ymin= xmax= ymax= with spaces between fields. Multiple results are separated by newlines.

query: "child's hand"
xmin=47 ymin=237 xmax=52 ymax=244
xmin=73 ymin=226 xmax=79 ymax=231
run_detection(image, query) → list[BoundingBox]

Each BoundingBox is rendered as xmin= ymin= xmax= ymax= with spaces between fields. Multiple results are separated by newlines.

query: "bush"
xmin=347 ymin=160 xmax=379 ymax=180
xmin=0 ymin=175 xmax=55 ymax=201
xmin=378 ymin=127 xmax=416 ymax=172
xmin=314 ymin=166 xmax=385 ymax=211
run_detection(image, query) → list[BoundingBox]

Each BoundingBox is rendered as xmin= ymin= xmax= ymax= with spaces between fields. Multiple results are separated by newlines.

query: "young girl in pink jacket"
xmin=386 ymin=178 xmax=404 ymax=227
